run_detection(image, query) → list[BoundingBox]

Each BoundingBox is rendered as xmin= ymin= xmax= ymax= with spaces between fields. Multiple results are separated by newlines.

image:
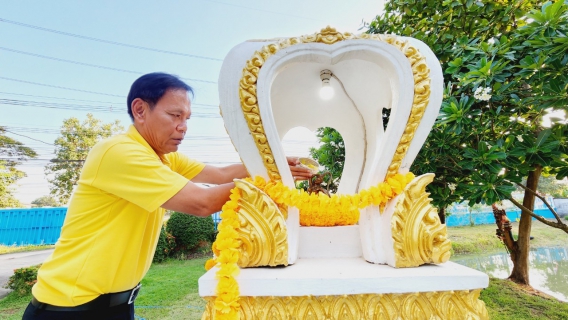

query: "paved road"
xmin=0 ymin=249 xmax=53 ymax=298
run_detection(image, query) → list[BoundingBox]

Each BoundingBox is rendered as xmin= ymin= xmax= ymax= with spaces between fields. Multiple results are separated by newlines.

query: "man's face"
xmin=144 ymin=89 xmax=191 ymax=155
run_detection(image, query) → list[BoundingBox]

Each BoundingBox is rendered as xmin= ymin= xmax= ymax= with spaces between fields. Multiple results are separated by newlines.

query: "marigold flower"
xmin=214 ymin=237 xmax=241 ymax=251
xmin=217 ymin=248 xmax=239 ymax=264
xmin=387 ymin=177 xmax=403 ymax=194
xmin=217 ymin=263 xmax=240 ymax=278
xmin=205 ymin=259 xmax=217 ymax=271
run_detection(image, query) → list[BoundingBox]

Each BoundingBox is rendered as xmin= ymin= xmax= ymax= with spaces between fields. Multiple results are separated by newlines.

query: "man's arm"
xmin=191 ymin=157 xmax=313 ymax=185
xmin=191 ymin=164 xmax=248 ymax=184
xmin=161 ymin=181 xmax=234 ymax=217
xmin=163 ymin=157 xmax=313 ymax=217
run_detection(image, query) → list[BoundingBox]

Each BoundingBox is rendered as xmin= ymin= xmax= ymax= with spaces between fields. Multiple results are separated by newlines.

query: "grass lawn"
xmin=0 ymin=258 xmax=209 ymax=320
xmin=448 ymin=219 xmax=568 ymax=255
xmin=1 ymin=220 xmax=566 ymax=319
xmin=2 ymin=257 xmax=568 ymax=319
xmin=0 ymin=245 xmax=54 ymax=255
xmin=484 ymin=278 xmax=568 ymax=319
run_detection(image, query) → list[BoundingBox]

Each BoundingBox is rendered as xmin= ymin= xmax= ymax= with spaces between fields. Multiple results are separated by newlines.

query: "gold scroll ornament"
xmin=234 ymin=179 xmax=288 ymax=267
xmin=202 ymin=290 xmax=488 ymax=319
xmin=391 ymin=173 xmax=452 ymax=268
xmin=238 ymin=26 xmax=431 ymax=181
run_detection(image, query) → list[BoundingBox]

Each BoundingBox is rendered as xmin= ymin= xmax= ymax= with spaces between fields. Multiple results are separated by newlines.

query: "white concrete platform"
xmin=198 ymin=258 xmax=489 ymax=297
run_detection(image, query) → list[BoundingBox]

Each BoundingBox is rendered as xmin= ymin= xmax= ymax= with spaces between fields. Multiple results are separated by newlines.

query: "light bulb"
xmin=320 ymin=84 xmax=334 ymax=100
xmin=319 ymin=69 xmax=334 ymax=100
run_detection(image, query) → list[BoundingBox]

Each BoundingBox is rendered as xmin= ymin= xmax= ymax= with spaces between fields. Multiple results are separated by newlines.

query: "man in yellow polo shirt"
xmin=23 ymin=73 xmax=312 ymax=320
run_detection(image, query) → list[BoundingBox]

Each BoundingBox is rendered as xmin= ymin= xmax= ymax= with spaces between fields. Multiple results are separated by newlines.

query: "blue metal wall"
xmin=0 ymin=206 xmax=556 ymax=245
xmin=0 ymin=208 xmax=67 ymax=246
xmin=446 ymin=208 xmax=556 ymax=227
xmin=212 ymin=211 xmax=221 ymax=230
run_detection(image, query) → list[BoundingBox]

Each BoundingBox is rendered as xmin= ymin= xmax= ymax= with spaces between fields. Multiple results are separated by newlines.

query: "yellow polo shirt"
xmin=33 ymin=125 xmax=205 ymax=306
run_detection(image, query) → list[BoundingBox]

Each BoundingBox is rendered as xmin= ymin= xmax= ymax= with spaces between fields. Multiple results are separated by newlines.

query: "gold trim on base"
xmin=201 ymin=289 xmax=488 ymax=319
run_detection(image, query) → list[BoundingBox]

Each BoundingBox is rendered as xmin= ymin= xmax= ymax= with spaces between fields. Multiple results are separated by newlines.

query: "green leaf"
xmin=535 ymin=129 xmax=552 ymax=149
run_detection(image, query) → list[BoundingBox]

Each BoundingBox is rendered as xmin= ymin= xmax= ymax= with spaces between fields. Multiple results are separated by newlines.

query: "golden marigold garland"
xmin=205 ymin=189 xmax=242 ymax=319
xmin=204 ymin=172 xmax=415 ymax=319
xmin=249 ymin=172 xmax=415 ymax=226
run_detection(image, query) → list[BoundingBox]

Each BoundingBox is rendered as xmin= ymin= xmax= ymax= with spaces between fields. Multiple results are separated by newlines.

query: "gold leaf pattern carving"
xmin=391 ymin=174 xmax=452 ymax=268
xmin=234 ymin=179 xmax=288 ymax=267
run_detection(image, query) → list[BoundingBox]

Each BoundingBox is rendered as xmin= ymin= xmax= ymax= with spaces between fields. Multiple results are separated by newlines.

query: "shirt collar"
xmin=126 ymin=125 xmax=170 ymax=165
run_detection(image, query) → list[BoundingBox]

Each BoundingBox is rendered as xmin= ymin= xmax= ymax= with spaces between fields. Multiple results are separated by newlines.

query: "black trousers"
xmin=22 ymin=301 xmax=134 ymax=320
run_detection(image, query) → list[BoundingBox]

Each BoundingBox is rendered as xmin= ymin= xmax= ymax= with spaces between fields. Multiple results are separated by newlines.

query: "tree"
xmin=0 ymin=126 xmax=37 ymax=208
xmin=516 ymin=175 xmax=568 ymax=197
xmin=45 ymin=114 xmax=123 ymax=204
xmin=31 ymin=195 xmax=59 ymax=207
xmin=365 ymin=0 xmax=568 ymax=285
xmin=306 ymin=127 xmax=345 ymax=193
xmin=307 ymin=110 xmax=391 ymax=193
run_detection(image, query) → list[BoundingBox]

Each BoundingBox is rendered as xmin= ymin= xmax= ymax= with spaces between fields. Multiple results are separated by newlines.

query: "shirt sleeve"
xmin=166 ymin=152 xmax=206 ymax=180
xmin=90 ymin=143 xmax=189 ymax=212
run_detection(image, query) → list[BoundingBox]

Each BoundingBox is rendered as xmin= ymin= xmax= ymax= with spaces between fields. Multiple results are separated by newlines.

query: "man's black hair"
xmin=127 ymin=72 xmax=193 ymax=121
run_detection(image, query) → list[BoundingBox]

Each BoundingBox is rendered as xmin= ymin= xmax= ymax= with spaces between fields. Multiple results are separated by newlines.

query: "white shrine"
xmin=198 ymin=27 xmax=489 ymax=319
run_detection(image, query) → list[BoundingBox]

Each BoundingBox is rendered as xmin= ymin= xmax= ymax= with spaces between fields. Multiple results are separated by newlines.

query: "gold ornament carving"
xmin=234 ymin=179 xmax=288 ymax=267
xmin=201 ymin=290 xmax=488 ymax=319
xmin=391 ymin=173 xmax=452 ymax=268
xmin=238 ymin=28 xmax=431 ymax=182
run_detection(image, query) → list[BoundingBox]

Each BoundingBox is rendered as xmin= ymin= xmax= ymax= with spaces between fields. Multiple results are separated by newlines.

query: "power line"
xmin=0 ymin=17 xmax=223 ymax=61
xmin=0 ymin=77 xmax=123 ymax=97
xmin=2 ymin=130 xmax=53 ymax=145
xmin=0 ymin=46 xmax=217 ymax=84
xmin=0 ymin=92 xmax=218 ymax=109
xmin=0 ymin=95 xmax=220 ymax=113
xmin=1 ymin=126 xmax=231 ymax=139
xmin=0 ymin=91 xmax=123 ymax=104
xmin=0 ymin=158 xmax=80 ymax=162
xmin=202 ymin=0 xmax=322 ymax=22
xmin=2 ymin=130 xmax=230 ymax=142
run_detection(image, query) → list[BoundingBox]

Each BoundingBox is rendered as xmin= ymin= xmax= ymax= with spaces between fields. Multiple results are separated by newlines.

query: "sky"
xmin=0 ymin=0 xmax=384 ymax=205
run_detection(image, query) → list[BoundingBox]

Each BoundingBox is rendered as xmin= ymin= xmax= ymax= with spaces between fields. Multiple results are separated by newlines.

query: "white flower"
xmin=474 ymin=87 xmax=492 ymax=101
xmin=448 ymin=183 xmax=456 ymax=192
xmin=517 ymin=135 xmax=524 ymax=142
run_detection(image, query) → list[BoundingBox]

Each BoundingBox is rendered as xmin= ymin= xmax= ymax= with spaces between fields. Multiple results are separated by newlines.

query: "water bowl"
xmin=298 ymin=157 xmax=320 ymax=174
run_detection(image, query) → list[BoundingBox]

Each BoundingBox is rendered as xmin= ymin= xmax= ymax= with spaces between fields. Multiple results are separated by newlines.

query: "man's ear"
xmin=131 ymin=98 xmax=147 ymax=123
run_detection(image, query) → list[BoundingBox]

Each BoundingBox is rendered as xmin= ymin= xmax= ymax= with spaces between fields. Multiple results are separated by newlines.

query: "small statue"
xmin=307 ymin=171 xmax=333 ymax=196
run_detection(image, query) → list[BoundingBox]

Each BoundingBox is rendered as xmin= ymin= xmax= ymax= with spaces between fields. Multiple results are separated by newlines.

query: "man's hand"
xmin=286 ymin=156 xmax=313 ymax=181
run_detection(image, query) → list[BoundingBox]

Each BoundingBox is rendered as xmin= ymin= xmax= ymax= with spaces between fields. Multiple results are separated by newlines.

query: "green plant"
xmin=45 ymin=114 xmax=123 ymax=204
xmin=1 ymin=126 xmax=37 ymax=208
xmin=5 ymin=264 xmax=41 ymax=296
xmin=366 ymin=0 xmax=568 ymax=285
xmin=153 ymin=226 xmax=176 ymax=263
xmin=308 ymin=127 xmax=345 ymax=193
xmin=165 ymin=212 xmax=215 ymax=256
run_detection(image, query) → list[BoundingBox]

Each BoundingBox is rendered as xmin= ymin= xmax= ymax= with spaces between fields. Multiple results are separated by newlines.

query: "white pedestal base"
xmin=199 ymin=258 xmax=488 ymax=297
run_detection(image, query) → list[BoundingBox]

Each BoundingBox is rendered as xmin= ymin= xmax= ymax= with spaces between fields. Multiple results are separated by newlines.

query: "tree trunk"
xmin=438 ymin=207 xmax=446 ymax=224
xmin=492 ymin=204 xmax=516 ymax=261
xmin=509 ymin=165 xmax=542 ymax=285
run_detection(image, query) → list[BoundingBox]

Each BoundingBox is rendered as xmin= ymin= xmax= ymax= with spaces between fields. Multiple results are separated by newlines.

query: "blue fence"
xmin=446 ymin=208 xmax=556 ymax=227
xmin=212 ymin=211 xmax=221 ymax=230
xmin=0 ymin=207 xmax=67 ymax=246
xmin=0 ymin=204 xmax=555 ymax=245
